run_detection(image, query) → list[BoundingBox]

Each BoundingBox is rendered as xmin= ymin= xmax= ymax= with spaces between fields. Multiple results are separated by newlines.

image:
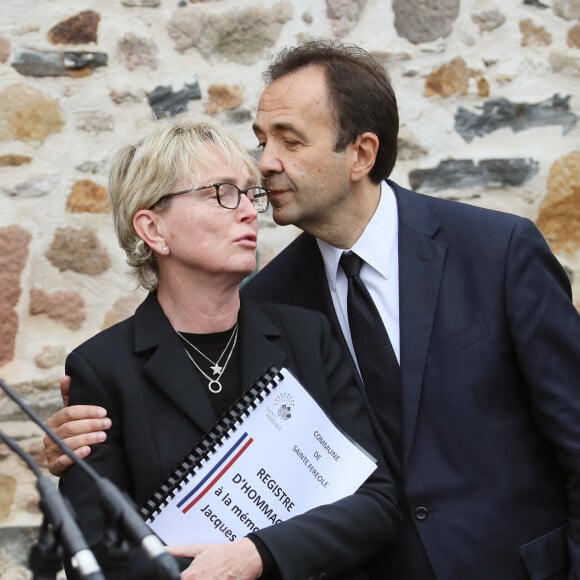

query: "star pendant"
xmin=210 ymin=363 xmax=223 ymax=376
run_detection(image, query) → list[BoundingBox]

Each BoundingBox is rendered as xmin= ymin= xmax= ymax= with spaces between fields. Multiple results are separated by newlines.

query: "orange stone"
xmin=537 ymin=152 xmax=580 ymax=253
xmin=66 ymin=179 xmax=111 ymax=213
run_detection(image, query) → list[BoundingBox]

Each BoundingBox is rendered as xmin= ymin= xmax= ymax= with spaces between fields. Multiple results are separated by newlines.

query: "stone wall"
xmin=0 ymin=0 xmax=579 ymax=575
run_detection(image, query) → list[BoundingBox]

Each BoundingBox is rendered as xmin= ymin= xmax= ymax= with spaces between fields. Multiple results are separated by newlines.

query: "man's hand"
xmin=168 ymin=538 xmax=263 ymax=579
xmin=59 ymin=375 xmax=71 ymax=406
xmin=44 ymin=375 xmax=112 ymax=476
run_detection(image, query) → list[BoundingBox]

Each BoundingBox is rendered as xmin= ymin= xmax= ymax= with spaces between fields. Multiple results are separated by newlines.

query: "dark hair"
xmin=264 ymin=39 xmax=399 ymax=183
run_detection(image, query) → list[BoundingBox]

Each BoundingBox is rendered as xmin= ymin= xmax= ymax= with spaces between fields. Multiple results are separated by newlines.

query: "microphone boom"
xmin=0 ymin=377 xmax=181 ymax=579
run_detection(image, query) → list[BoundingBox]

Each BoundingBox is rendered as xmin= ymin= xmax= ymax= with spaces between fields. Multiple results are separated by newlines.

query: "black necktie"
xmin=340 ymin=251 xmax=402 ymax=470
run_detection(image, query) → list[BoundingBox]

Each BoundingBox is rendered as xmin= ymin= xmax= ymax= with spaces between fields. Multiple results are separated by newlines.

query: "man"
xmin=45 ymin=40 xmax=580 ymax=579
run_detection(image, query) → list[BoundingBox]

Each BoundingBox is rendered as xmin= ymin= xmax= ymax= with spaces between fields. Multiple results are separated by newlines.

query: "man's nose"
xmin=258 ymin=143 xmax=283 ymax=175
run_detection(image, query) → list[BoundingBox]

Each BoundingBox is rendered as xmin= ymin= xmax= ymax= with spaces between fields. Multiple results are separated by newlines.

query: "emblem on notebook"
xmin=273 ymin=392 xmax=295 ymax=420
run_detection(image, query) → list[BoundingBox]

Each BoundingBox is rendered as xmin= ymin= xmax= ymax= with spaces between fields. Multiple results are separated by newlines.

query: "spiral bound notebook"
xmin=141 ymin=366 xmax=377 ymax=546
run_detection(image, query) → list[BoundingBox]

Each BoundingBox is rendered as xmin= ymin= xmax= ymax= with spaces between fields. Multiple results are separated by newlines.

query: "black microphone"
xmin=0 ymin=377 xmax=181 ymax=580
xmin=0 ymin=429 xmax=104 ymax=580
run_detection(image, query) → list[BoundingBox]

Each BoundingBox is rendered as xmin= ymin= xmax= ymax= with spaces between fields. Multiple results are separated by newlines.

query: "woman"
xmin=58 ymin=119 xmax=400 ymax=579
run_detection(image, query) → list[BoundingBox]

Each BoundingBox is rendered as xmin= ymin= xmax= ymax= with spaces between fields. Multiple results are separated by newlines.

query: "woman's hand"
xmin=168 ymin=538 xmax=263 ymax=579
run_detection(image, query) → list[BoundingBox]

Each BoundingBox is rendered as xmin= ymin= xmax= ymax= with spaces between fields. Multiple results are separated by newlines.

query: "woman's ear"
xmin=133 ymin=209 xmax=167 ymax=256
xmin=350 ymin=132 xmax=379 ymax=182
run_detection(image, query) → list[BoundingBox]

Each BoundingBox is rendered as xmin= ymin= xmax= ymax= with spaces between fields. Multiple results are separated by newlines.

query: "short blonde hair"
xmin=108 ymin=118 xmax=261 ymax=291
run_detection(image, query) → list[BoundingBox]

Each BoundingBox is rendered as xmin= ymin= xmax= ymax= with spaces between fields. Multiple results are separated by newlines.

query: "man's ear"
xmin=133 ymin=209 xmax=167 ymax=255
xmin=350 ymin=132 xmax=379 ymax=182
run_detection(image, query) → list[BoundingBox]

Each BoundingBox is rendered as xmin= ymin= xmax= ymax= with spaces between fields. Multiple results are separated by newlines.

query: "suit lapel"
xmin=134 ymin=293 xmax=217 ymax=433
xmin=393 ymin=183 xmax=446 ymax=465
xmin=238 ymin=300 xmax=287 ymax=389
xmin=285 ymin=235 xmax=351 ymax=349
xmin=287 ymin=234 xmax=332 ymax=313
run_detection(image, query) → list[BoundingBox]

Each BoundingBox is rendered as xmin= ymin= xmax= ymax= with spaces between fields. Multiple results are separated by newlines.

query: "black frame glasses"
xmin=154 ymin=182 xmax=269 ymax=213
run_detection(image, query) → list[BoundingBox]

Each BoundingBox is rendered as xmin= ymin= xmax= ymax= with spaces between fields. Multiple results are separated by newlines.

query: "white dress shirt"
xmin=317 ymin=181 xmax=400 ymax=374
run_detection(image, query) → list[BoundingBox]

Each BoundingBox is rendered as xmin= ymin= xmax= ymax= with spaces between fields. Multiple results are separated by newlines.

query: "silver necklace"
xmin=177 ymin=323 xmax=238 ymax=394
xmin=177 ymin=323 xmax=238 ymax=375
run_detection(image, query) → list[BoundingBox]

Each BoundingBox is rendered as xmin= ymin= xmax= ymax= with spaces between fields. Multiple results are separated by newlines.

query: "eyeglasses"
xmin=155 ymin=182 xmax=270 ymax=213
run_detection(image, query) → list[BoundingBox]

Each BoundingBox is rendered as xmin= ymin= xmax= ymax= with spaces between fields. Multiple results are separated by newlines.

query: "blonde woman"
xmin=58 ymin=119 xmax=400 ymax=579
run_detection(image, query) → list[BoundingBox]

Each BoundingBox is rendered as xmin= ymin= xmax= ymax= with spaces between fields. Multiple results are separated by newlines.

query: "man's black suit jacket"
xmin=243 ymin=181 xmax=580 ymax=580
xmin=60 ymin=293 xmax=400 ymax=580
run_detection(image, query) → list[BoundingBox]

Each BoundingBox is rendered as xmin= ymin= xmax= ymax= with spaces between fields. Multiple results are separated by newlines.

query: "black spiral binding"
xmin=140 ymin=366 xmax=284 ymax=521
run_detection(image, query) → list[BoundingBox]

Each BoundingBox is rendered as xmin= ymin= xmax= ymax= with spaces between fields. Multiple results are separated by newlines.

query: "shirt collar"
xmin=318 ymin=181 xmax=398 ymax=290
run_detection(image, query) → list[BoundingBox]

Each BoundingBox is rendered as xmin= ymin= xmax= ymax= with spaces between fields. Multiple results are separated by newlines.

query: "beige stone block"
xmin=29 ymin=288 xmax=85 ymax=331
xmin=568 ymin=23 xmax=580 ymax=48
xmin=537 ymin=151 xmax=580 ymax=254
xmin=0 ymin=226 xmax=31 ymax=367
xmin=424 ymin=57 xmax=470 ymax=97
xmin=102 ymin=294 xmax=142 ymax=330
xmin=0 ymin=85 xmax=64 ymax=143
xmin=205 ymin=84 xmax=243 ymax=115
xmin=0 ymin=474 xmax=16 ymax=521
xmin=45 ymin=226 xmax=110 ymax=275
xmin=34 ymin=345 xmax=67 ymax=370
xmin=0 ymin=155 xmax=32 ymax=167
xmin=0 ymin=36 xmax=9 ymax=63
xmin=66 ymin=179 xmax=111 ymax=213
xmin=326 ymin=0 xmax=368 ymax=38
xmin=117 ymin=32 xmax=159 ymax=70
xmin=520 ymin=19 xmax=552 ymax=47
xmin=167 ymin=2 xmax=293 ymax=65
